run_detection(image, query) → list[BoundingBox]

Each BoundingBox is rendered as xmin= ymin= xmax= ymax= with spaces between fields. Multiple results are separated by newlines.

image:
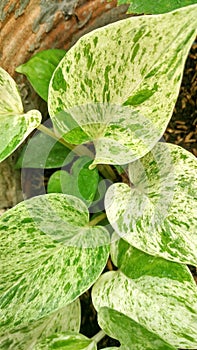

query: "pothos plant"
xmin=0 ymin=3 xmax=197 ymax=349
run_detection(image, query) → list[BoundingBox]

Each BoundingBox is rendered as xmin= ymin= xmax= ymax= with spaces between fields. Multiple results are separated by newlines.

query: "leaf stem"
xmin=91 ymin=330 xmax=106 ymax=344
xmin=37 ymin=124 xmax=93 ymax=158
xmin=88 ymin=213 xmax=107 ymax=226
xmin=37 ymin=124 xmax=118 ymax=182
xmin=97 ymin=163 xmax=117 ymax=182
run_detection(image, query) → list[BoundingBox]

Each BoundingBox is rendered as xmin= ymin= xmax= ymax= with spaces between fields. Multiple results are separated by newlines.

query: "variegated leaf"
xmin=0 ymin=67 xmax=41 ymax=162
xmin=92 ymin=268 xmax=197 ymax=348
xmin=98 ymin=307 xmax=176 ymax=349
xmin=118 ymin=0 xmax=197 ymax=14
xmin=49 ymin=5 xmax=197 ymax=166
xmin=0 ymin=299 xmax=81 ymax=350
xmin=34 ymin=331 xmax=96 ymax=350
xmin=105 ymin=142 xmax=197 ymax=265
xmin=0 ymin=194 xmax=109 ymax=332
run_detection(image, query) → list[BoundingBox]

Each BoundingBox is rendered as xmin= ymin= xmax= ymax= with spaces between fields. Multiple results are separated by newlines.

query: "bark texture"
xmin=0 ymin=0 xmax=129 ymax=208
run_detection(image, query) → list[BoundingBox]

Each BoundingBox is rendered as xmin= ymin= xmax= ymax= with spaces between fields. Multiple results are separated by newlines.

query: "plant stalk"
xmin=91 ymin=330 xmax=106 ymax=344
xmin=37 ymin=124 xmax=93 ymax=157
xmin=37 ymin=124 xmax=118 ymax=182
xmin=88 ymin=213 xmax=107 ymax=227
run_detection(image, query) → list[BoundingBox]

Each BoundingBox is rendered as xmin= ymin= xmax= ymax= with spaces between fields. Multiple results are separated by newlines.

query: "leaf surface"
xmin=0 ymin=194 xmax=109 ymax=332
xmin=47 ymin=156 xmax=99 ymax=206
xmin=0 ymin=300 xmax=81 ymax=349
xmin=92 ymin=266 xmax=197 ymax=348
xmin=16 ymin=49 xmax=66 ymax=101
xmin=98 ymin=307 xmax=176 ymax=349
xmin=34 ymin=332 xmax=96 ymax=350
xmin=15 ymin=129 xmax=70 ymax=168
xmin=118 ymin=0 xmax=197 ymax=14
xmin=105 ymin=142 xmax=197 ymax=265
xmin=49 ymin=5 xmax=197 ymax=166
xmin=0 ymin=67 xmax=41 ymax=162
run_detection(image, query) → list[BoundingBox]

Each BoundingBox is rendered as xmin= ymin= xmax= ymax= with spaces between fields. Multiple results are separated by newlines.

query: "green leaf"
xmin=34 ymin=331 xmax=96 ymax=350
xmin=105 ymin=142 xmax=197 ymax=265
xmin=48 ymin=5 xmax=197 ymax=166
xmin=48 ymin=156 xmax=99 ymax=206
xmin=0 ymin=194 xmax=109 ymax=332
xmin=92 ymin=267 xmax=197 ymax=348
xmin=15 ymin=129 xmax=70 ymax=169
xmin=118 ymin=0 xmax=197 ymax=14
xmin=111 ymin=233 xmax=196 ymax=283
xmin=0 ymin=67 xmax=41 ymax=162
xmin=101 ymin=348 xmax=120 ymax=350
xmin=16 ymin=49 xmax=66 ymax=101
xmin=0 ymin=299 xmax=81 ymax=349
xmin=98 ymin=307 xmax=176 ymax=350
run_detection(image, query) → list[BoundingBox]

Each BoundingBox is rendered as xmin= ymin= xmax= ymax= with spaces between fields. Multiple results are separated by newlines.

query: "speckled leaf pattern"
xmin=0 ymin=67 xmax=41 ymax=162
xmin=105 ymin=142 xmax=197 ymax=265
xmin=49 ymin=5 xmax=197 ymax=166
xmin=0 ymin=194 xmax=109 ymax=332
xmin=16 ymin=49 xmax=66 ymax=101
xmin=54 ymin=104 xmax=161 ymax=167
xmin=118 ymin=0 xmax=197 ymax=14
xmin=98 ymin=307 xmax=176 ymax=349
xmin=34 ymin=331 xmax=97 ymax=350
xmin=92 ymin=268 xmax=197 ymax=348
xmin=0 ymin=299 xmax=81 ymax=350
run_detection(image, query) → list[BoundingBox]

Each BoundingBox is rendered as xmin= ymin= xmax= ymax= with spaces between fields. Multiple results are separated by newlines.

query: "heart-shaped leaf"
xmin=16 ymin=49 xmax=66 ymax=101
xmin=105 ymin=142 xmax=197 ymax=265
xmin=118 ymin=0 xmax=197 ymax=14
xmin=0 ymin=299 xmax=81 ymax=349
xmin=0 ymin=67 xmax=41 ymax=163
xmin=48 ymin=5 xmax=197 ymax=166
xmin=0 ymin=194 xmax=109 ymax=332
xmin=92 ymin=264 xmax=197 ymax=348
xmin=34 ymin=332 xmax=96 ymax=350
xmin=98 ymin=307 xmax=176 ymax=350
xmin=15 ymin=129 xmax=70 ymax=169
xmin=47 ymin=156 xmax=99 ymax=206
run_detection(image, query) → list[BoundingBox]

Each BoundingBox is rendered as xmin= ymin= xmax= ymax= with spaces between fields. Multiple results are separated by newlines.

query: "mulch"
xmin=164 ymin=41 xmax=197 ymax=156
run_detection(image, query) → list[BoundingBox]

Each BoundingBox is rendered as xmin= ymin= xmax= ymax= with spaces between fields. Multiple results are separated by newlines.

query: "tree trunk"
xmin=0 ymin=0 xmax=129 ymax=208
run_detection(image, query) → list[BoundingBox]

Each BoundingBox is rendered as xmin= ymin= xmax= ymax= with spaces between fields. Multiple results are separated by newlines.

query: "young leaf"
xmin=32 ymin=331 xmax=96 ymax=350
xmin=92 ymin=268 xmax=197 ymax=348
xmin=118 ymin=0 xmax=197 ymax=14
xmin=16 ymin=49 xmax=66 ymax=101
xmin=0 ymin=299 xmax=81 ymax=349
xmin=0 ymin=67 xmax=41 ymax=163
xmin=49 ymin=5 xmax=197 ymax=166
xmin=47 ymin=156 xmax=99 ymax=206
xmin=98 ymin=307 xmax=176 ymax=350
xmin=0 ymin=194 xmax=109 ymax=332
xmin=15 ymin=129 xmax=70 ymax=169
xmin=105 ymin=142 xmax=197 ymax=265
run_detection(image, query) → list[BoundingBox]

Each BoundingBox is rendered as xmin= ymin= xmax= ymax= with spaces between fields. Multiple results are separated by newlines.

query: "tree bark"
xmin=0 ymin=0 xmax=129 ymax=208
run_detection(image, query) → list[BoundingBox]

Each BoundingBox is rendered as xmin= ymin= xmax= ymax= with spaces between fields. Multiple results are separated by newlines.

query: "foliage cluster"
xmin=0 ymin=2 xmax=197 ymax=349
